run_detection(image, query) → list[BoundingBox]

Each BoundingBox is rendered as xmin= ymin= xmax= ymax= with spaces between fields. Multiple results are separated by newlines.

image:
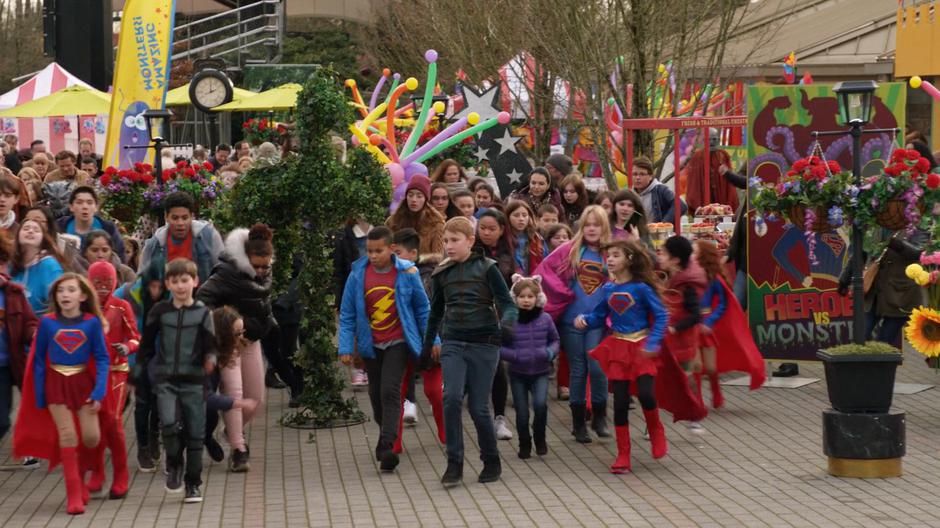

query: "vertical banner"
xmin=745 ymin=83 xmax=906 ymax=361
xmin=103 ymin=0 xmax=176 ymax=169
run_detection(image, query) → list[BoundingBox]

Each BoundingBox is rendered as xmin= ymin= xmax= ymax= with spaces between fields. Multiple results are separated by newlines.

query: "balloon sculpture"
xmin=347 ymin=49 xmax=510 ymax=209
xmin=910 ymin=76 xmax=940 ymax=102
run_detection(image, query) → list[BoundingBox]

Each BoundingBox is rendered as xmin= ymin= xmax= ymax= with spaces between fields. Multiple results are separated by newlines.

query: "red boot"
xmin=107 ymin=425 xmax=130 ymax=499
xmin=86 ymin=455 xmax=106 ymax=493
xmin=610 ymin=426 xmax=631 ymax=474
xmin=642 ymin=408 xmax=668 ymax=459
xmin=708 ymin=374 xmax=724 ymax=409
xmin=60 ymin=447 xmax=85 ymax=515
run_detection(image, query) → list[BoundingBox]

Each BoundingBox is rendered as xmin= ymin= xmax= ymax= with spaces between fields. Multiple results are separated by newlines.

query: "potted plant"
xmin=752 ymin=154 xmax=855 ymax=261
xmin=855 ymin=148 xmax=939 ymax=231
xmin=144 ymin=161 xmax=226 ymax=220
xmin=97 ymin=163 xmax=155 ymax=232
xmin=242 ymin=117 xmax=282 ymax=146
xmin=816 ymin=341 xmax=902 ymax=413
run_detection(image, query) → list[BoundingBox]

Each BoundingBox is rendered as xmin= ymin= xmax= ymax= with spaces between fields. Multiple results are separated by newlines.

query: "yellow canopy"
xmin=165 ymin=83 xmax=257 ymax=107
xmin=0 ymin=85 xmax=111 ymax=117
xmin=213 ymin=83 xmax=302 ymax=112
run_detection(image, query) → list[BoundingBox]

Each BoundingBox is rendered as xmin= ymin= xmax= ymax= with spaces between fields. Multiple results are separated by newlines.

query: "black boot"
xmin=478 ymin=457 xmax=502 ymax=483
xmin=571 ymin=404 xmax=592 ymax=444
xmin=375 ymin=440 xmax=398 ymax=472
xmin=773 ymin=363 xmax=799 ymax=378
xmin=534 ymin=434 xmax=548 ymax=456
xmin=518 ymin=436 xmax=532 ymax=460
xmin=591 ymin=402 xmax=611 ymax=438
xmin=440 ymin=461 xmax=463 ymax=486
xmin=265 ymin=368 xmax=287 ymax=389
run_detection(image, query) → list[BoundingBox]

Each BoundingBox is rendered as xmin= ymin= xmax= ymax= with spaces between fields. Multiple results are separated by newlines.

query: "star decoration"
xmin=474 ymin=145 xmax=490 ymax=163
xmin=452 ymin=84 xmax=503 ymax=123
xmin=493 ymin=128 xmax=523 ymax=156
xmin=506 ymin=169 xmax=523 ymax=184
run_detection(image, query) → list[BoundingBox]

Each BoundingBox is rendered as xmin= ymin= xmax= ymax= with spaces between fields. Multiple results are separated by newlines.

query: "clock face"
xmin=194 ymin=76 xmax=228 ymax=108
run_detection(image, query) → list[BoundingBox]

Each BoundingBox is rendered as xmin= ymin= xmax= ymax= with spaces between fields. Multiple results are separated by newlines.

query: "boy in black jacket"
xmin=134 ymin=258 xmax=216 ymax=503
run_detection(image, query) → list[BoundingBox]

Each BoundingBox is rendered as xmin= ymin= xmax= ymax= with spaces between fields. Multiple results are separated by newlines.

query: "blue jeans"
xmin=559 ymin=324 xmax=607 ymax=406
xmin=509 ymin=373 xmax=548 ymax=442
xmin=865 ymin=312 xmax=907 ymax=349
xmin=441 ymin=340 xmax=500 ymax=464
xmin=0 ymin=366 xmax=12 ymax=441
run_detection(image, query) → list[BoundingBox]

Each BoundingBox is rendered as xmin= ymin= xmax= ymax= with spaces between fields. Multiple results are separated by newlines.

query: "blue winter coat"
xmin=500 ymin=308 xmax=559 ymax=377
xmin=338 ymin=254 xmax=430 ymax=358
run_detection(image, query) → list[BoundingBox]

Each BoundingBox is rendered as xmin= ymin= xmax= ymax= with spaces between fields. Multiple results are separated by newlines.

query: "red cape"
xmin=711 ymin=277 xmax=766 ymax=390
xmin=644 ymin=345 xmax=708 ymax=423
xmin=13 ymin=323 xmax=112 ymax=471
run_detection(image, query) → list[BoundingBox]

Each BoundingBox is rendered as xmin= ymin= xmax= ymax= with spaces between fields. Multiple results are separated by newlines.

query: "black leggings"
xmin=492 ymin=360 xmax=508 ymax=417
xmin=610 ymin=375 xmax=656 ymax=426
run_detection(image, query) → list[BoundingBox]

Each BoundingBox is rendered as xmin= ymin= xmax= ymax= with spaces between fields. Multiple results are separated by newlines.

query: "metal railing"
xmin=171 ymin=0 xmax=284 ymax=69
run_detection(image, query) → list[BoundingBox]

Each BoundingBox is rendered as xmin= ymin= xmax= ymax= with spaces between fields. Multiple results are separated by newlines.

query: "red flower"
xmin=163 ymin=169 xmax=174 ymax=179
xmin=906 ymin=150 xmax=921 ymax=161
xmin=927 ymin=173 xmax=940 ymax=189
xmin=826 ymin=160 xmax=841 ymax=173
xmin=104 ymin=166 xmax=117 ymax=175
xmin=100 ymin=174 xmax=111 ymax=186
xmin=140 ymin=173 xmax=154 ymax=185
xmin=785 ymin=170 xmax=797 ymax=177
xmin=184 ymin=167 xmax=196 ymax=178
xmin=141 ymin=163 xmax=152 ymax=173
xmin=916 ymin=158 xmax=930 ymax=173
xmin=810 ymin=165 xmax=827 ymax=180
xmin=203 ymin=162 xmax=213 ymax=171
xmin=242 ymin=122 xmax=251 ymax=129
xmin=176 ymin=160 xmax=187 ymax=169
xmin=791 ymin=159 xmax=808 ymax=172
xmin=891 ymin=149 xmax=907 ymax=163
xmin=134 ymin=162 xmax=143 ymax=171
xmin=884 ymin=165 xmax=900 ymax=177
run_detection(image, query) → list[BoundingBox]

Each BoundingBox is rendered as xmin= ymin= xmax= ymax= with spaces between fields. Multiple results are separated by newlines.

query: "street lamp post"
xmin=812 ymin=80 xmax=897 ymax=345
xmin=143 ymin=108 xmax=173 ymax=184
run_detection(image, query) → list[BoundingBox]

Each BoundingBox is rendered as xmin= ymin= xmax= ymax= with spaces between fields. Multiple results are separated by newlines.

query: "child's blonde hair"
xmin=510 ymin=273 xmax=547 ymax=307
xmin=444 ymin=216 xmax=474 ymax=238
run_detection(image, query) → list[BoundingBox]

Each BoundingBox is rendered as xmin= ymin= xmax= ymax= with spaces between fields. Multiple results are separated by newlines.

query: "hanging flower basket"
xmin=875 ymin=198 xmax=927 ymax=231
xmin=788 ymin=205 xmax=833 ymax=233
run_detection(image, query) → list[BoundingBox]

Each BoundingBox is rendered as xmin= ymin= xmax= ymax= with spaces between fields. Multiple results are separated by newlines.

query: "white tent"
xmin=0 ymin=63 xmax=107 ymax=155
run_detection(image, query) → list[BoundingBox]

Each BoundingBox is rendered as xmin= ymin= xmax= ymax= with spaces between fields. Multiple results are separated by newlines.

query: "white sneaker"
xmin=403 ymin=400 xmax=418 ymax=425
xmin=494 ymin=415 xmax=513 ymax=440
xmin=642 ymin=428 xmax=650 ymax=440
xmin=685 ymin=421 xmax=706 ymax=433
xmin=351 ymin=369 xmax=368 ymax=387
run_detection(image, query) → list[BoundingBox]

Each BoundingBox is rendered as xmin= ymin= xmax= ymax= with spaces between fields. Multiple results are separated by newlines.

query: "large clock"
xmin=189 ymin=69 xmax=234 ymax=113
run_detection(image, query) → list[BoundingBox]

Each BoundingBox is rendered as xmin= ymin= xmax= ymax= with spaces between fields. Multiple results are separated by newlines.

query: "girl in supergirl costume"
xmin=693 ymin=240 xmax=766 ymax=406
xmin=575 ymin=239 xmax=669 ymax=474
xmin=86 ymin=261 xmax=140 ymax=499
xmin=14 ymin=273 xmax=110 ymax=515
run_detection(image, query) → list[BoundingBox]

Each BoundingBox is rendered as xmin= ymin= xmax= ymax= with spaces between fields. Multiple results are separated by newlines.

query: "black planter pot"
xmin=816 ymin=350 xmax=903 ymax=413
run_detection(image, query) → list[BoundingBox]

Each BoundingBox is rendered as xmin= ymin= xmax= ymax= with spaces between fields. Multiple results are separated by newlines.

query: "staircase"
xmin=170 ymin=0 xmax=285 ymax=72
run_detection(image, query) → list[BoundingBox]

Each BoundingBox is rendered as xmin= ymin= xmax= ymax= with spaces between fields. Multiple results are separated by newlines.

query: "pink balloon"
xmin=386 ymin=163 xmax=405 ymax=188
xmin=350 ymin=135 xmax=361 ymax=147
xmin=497 ymin=112 xmax=511 ymax=125
xmin=922 ymin=80 xmax=940 ymax=102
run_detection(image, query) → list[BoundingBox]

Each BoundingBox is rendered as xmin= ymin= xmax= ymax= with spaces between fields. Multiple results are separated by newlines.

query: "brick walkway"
xmin=3 ymin=349 xmax=940 ymax=527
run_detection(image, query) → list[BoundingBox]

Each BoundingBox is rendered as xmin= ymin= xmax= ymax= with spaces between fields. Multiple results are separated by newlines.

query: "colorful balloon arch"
xmin=346 ymin=49 xmax=510 ymax=209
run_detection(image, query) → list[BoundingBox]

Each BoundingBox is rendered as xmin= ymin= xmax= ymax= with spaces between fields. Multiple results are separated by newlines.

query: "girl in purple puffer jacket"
xmin=501 ymin=274 xmax=559 ymax=459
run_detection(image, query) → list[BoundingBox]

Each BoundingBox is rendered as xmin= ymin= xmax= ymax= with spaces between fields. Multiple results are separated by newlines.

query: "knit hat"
xmin=406 ymin=174 xmax=431 ymax=201
xmin=545 ymin=154 xmax=573 ymax=177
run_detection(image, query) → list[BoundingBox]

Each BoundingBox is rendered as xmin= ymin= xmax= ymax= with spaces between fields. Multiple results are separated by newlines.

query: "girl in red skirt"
xmin=86 ymin=261 xmax=140 ymax=499
xmin=14 ymin=273 xmax=109 ymax=515
xmin=574 ymin=239 xmax=669 ymax=474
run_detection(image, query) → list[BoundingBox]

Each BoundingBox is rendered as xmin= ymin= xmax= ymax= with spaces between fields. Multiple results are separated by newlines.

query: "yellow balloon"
xmin=615 ymin=170 xmax=629 ymax=189
xmin=432 ymin=101 xmax=446 ymax=114
xmin=345 ymin=79 xmax=356 ymax=88
xmin=405 ymin=77 xmax=419 ymax=91
xmin=907 ymin=263 xmax=925 ymax=279
xmin=468 ymin=112 xmax=480 ymax=126
xmin=910 ymin=76 xmax=923 ymax=89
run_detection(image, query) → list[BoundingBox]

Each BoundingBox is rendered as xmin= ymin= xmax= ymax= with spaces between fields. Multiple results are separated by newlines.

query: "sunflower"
xmin=906 ymin=307 xmax=940 ymax=358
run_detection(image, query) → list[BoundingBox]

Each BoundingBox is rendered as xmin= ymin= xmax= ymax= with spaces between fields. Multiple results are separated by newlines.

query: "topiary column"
xmin=217 ymin=67 xmax=390 ymax=427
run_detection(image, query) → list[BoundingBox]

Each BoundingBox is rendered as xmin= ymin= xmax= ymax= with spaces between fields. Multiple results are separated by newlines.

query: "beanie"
xmin=545 ymin=154 xmax=573 ymax=176
xmin=405 ymin=174 xmax=431 ymax=201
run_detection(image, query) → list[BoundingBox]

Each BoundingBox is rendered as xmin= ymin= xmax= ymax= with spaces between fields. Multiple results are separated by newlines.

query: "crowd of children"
xmin=0 ymin=152 xmax=766 ymax=514
xmin=333 ymin=158 xmax=763 ymax=486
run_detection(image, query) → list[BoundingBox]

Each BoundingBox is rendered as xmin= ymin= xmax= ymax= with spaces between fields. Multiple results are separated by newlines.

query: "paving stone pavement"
xmin=3 ymin=349 xmax=940 ymax=527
